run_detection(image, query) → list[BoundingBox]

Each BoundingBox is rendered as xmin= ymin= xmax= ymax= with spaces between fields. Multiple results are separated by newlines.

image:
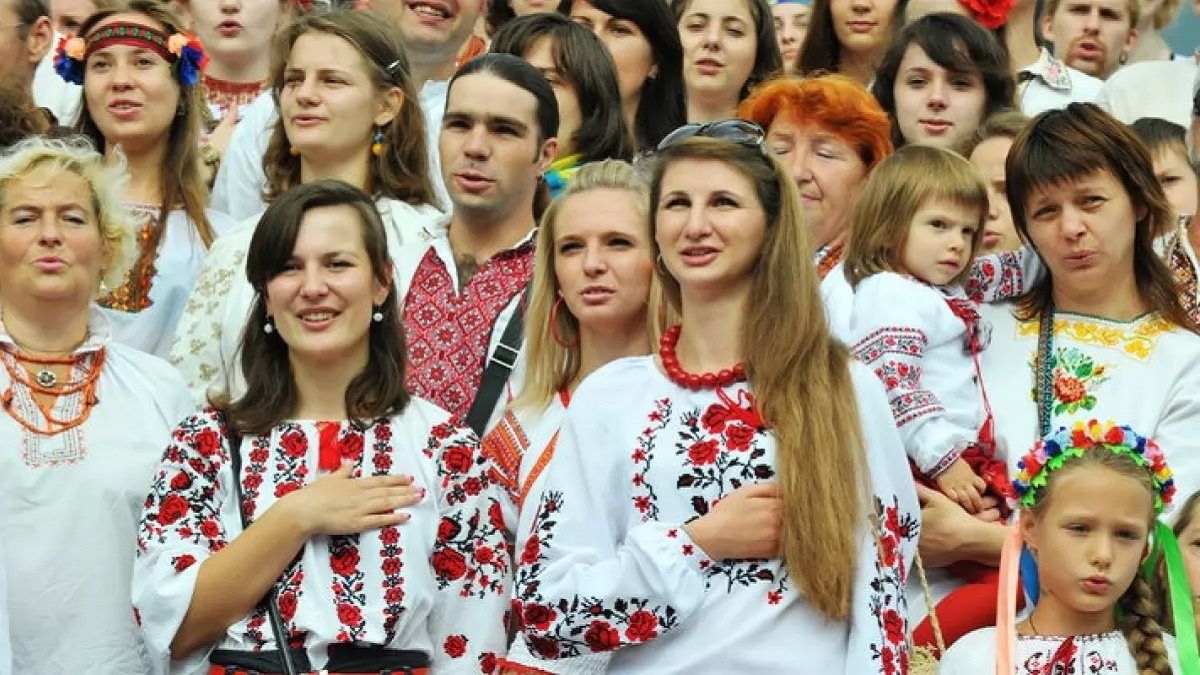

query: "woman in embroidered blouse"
xmin=738 ymin=73 xmax=893 ymax=278
xmin=480 ymin=159 xmax=655 ymax=673
xmin=673 ymin=0 xmax=783 ymax=124
xmin=871 ymin=13 xmax=1015 ymax=156
xmin=512 ymin=124 xmax=919 ymax=672
xmin=64 ymin=0 xmax=235 ymax=357
xmin=169 ymin=9 xmax=445 ymax=407
xmin=0 ymin=136 xmax=192 ymax=672
xmin=135 ymin=179 xmax=509 ymax=674
xmin=489 ymin=13 xmax=636 ymax=197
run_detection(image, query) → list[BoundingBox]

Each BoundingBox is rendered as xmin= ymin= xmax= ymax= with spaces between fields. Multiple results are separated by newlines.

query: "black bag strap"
xmin=224 ymin=415 xmax=300 ymax=675
xmin=464 ymin=286 xmax=529 ymax=436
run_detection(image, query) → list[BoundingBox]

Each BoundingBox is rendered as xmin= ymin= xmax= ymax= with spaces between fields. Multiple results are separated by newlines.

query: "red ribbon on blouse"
xmin=316 ymin=421 xmax=342 ymax=472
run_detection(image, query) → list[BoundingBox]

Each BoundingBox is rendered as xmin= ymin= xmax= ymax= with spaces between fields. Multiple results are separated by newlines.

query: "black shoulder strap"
xmin=464 ymin=286 xmax=529 ymax=437
xmin=222 ymin=415 xmax=299 ymax=675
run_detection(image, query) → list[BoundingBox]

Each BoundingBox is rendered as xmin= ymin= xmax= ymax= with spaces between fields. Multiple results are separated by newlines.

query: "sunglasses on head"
xmin=656 ymin=119 xmax=767 ymax=153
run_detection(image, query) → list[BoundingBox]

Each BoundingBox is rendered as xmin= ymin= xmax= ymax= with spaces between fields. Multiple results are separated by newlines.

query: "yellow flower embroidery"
xmin=1016 ymin=314 xmax=1172 ymax=361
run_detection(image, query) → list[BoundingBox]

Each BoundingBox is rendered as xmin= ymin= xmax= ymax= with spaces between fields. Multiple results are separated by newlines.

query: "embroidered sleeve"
xmin=133 ymin=408 xmax=233 ymax=673
xmin=849 ymin=276 xmax=971 ymax=476
xmin=167 ymin=234 xmax=246 ymax=407
xmin=964 ymin=247 xmax=1043 ymax=305
xmin=425 ymin=422 xmax=511 ymax=674
xmin=512 ymin=387 xmax=712 ymax=660
xmin=1154 ymin=366 xmax=1200 ymax=518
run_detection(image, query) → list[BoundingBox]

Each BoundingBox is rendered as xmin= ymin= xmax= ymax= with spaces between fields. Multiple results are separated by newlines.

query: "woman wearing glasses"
xmin=511 ymin=120 xmax=918 ymax=672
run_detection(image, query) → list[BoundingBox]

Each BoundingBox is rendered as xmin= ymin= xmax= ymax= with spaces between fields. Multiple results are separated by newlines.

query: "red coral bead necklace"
xmin=658 ymin=324 xmax=746 ymax=390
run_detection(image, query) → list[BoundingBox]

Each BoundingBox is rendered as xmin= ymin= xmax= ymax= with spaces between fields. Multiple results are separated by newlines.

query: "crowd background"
xmin=0 ymin=0 xmax=1199 ymax=673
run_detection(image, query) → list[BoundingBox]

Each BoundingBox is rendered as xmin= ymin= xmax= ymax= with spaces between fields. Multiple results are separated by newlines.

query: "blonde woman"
xmin=511 ymin=121 xmax=918 ymax=672
xmin=0 ymin=136 xmax=191 ymax=671
xmin=480 ymin=160 xmax=655 ymax=672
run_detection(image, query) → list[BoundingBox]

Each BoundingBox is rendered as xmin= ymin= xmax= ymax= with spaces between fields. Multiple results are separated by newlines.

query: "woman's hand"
xmin=684 ymin=483 xmax=782 ymax=560
xmin=916 ymin=484 xmax=1007 ymax=568
xmin=278 ymin=463 xmax=423 ymax=537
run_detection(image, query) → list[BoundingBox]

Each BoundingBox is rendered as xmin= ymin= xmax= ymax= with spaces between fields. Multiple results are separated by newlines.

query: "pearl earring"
xmin=264 ymin=317 xmax=275 ymax=334
xmin=372 ymin=310 xmax=383 ymax=323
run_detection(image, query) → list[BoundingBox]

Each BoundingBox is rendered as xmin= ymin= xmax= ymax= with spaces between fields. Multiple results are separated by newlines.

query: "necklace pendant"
xmin=35 ymin=369 xmax=57 ymax=388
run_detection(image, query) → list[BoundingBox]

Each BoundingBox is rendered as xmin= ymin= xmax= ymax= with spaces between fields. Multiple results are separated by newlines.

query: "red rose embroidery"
xmin=280 ymin=430 xmax=307 ymax=458
xmin=522 ymin=602 xmax=557 ymax=631
xmin=701 ymin=404 xmax=732 ymax=432
xmin=156 ymin=494 xmax=190 ymax=525
xmin=431 ymin=548 xmax=467 ymax=580
xmin=382 ymin=558 xmax=403 ymax=576
xmin=169 ymin=471 xmax=192 ymax=490
xmin=479 ymin=651 xmax=497 ymax=673
xmin=384 ymin=585 xmax=404 ymax=604
xmin=443 ymin=633 xmax=467 ymax=658
xmin=883 ymin=609 xmax=905 ymax=645
xmin=380 ymin=527 xmax=400 ymax=546
xmin=374 ymin=453 xmax=392 ymax=471
xmin=275 ymin=480 xmax=302 ymax=497
xmin=438 ymin=517 xmax=460 ymax=542
xmin=376 ymin=423 xmax=392 ymax=441
xmin=624 ymin=610 xmax=659 ymax=642
xmin=339 ymin=432 xmax=364 ymax=460
xmin=432 ymin=423 xmax=454 ymax=440
xmin=584 ymin=620 xmax=620 ymax=652
xmin=724 ymin=424 xmax=755 ymax=451
xmin=474 ymin=545 xmax=494 ymax=564
xmin=199 ymin=519 xmax=221 ymax=539
xmin=172 ymin=554 xmax=196 ymax=572
xmin=443 ymin=444 xmax=475 ymax=474
xmin=520 ymin=536 xmax=540 ymax=565
xmin=277 ymin=592 xmax=298 ymax=618
xmin=194 ymin=428 xmax=222 ymax=457
xmin=331 ymin=548 xmax=361 ymax=577
xmin=463 ymin=477 xmax=482 ymax=495
xmin=687 ymin=439 xmax=720 ymax=465
xmin=488 ymin=501 xmax=506 ymax=532
xmin=337 ymin=603 xmax=362 ymax=626
xmin=881 ymin=646 xmax=897 ymax=675
xmin=1053 ymin=375 xmax=1086 ymax=404
xmin=879 ymin=534 xmax=898 ymax=567
xmin=249 ymin=447 xmax=269 ymax=463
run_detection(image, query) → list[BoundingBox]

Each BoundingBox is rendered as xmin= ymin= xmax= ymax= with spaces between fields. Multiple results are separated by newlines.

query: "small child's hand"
xmin=935 ymin=458 xmax=988 ymax=513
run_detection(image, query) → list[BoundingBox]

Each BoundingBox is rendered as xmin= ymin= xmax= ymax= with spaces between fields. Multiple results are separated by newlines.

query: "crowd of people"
xmin=0 ymin=0 xmax=1198 ymax=672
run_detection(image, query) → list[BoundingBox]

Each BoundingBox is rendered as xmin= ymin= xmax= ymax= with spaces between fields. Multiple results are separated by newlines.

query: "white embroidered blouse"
xmin=133 ymin=400 xmax=510 ymax=674
xmin=0 ymin=308 xmax=193 ymax=673
xmin=939 ymin=626 xmax=1181 ymax=673
xmin=100 ymin=207 xmax=236 ymax=359
xmin=513 ymin=356 xmax=919 ymax=673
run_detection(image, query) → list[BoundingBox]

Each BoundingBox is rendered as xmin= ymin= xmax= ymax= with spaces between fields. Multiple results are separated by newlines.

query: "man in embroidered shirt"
xmin=1042 ymin=0 xmax=1139 ymax=80
xmin=403 ymin=53 xmax=558 ymax=428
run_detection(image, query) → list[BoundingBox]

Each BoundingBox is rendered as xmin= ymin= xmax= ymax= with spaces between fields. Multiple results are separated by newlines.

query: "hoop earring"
xmin=549 ymin=298 xmax=577 ymax=347
xmin=371 ymin=126 xmax=385 ymax=157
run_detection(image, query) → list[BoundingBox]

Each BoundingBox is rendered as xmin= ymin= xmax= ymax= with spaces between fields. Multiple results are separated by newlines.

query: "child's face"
xmin=1022 ymin=465 xmax=1152 ymax=626
xmin=898 ymin=198 xmax=979 ymax=286
xmin=1152 ymin=147 xmax=1199 ymax=224
xmin=1178 ymin=509 xmax=1200 ymax=611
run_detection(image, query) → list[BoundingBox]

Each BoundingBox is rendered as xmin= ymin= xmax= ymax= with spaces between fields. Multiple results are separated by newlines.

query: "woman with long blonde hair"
xmin=511 ymin=121 xmax=918 ymax=672
xmin=481 ymin=159 xmax=657 ymax=673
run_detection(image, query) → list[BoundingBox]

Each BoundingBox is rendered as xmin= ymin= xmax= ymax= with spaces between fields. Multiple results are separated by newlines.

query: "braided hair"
xmin=1117 ymin=575 xmax=1173 ymax=674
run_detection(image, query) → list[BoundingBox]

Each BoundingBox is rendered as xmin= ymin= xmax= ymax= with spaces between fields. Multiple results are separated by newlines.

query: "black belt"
xmin=210 ymin=644 xmax=429 ymax=672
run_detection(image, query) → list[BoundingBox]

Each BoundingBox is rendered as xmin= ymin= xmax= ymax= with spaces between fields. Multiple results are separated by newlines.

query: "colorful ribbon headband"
xmin=54 ymin=21 xmax=209 ymax=87
xmin=996 ymin=421 xmax=1197 ymax=675
xmin=1013 ymin=420 xmax=1176 ymax=513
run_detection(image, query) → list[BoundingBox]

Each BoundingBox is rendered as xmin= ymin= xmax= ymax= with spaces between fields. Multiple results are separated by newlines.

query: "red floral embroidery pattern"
xmin=852 ymin=327 xmax=926 ymax=363
xmin=369 ymin=420 xmax=407 ymax=639
xmin=403 ymin=244 xmax=534 ymax=421
xmin=241 ymin=434 xmax=270 ymax=519
xmin=868 ymin=495 xmax=918 ymax=675
xmin=630 ymin=398 xmax=672 ymax=520
xmin=514 ymin=491 xmax=679 ymax=659
xmin=964 ymin=250 xmax=1026 ymax=304
xmin=274 ymin=424 xmax=310 ymax=498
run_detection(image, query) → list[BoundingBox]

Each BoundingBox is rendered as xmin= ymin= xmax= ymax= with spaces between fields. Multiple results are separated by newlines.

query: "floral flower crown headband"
xmin=1013 ymin=419 xmax=1176 ymax=513
xmin=54 ymin=22 xmax=209 ymax=87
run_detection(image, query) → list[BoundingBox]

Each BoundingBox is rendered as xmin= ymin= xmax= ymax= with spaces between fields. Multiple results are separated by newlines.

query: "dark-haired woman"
xmin=135 ymin=180 xmax=509 ymax=673
xmin=797 ymin=0 xmax=897 ymax=84
xmin=490 ymin=12 xmax=636 ymax=195
xmin=871 ymin=13 xmax=1014 ymax=155
xmin=673 ymin=0 xmax=782 ymax=123
xmin=60 ymin=0 xmax=236 ymax=357
xmin=170 ymin=10 xmax=444 ymax=406
xmin=559 ymin=0 xmax=686 ymax=150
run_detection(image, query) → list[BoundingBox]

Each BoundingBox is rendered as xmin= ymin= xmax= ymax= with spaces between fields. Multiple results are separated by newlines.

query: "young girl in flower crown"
xmin=939 ymin=420 xmax=1193 ymax=674
xmin=832 ymin=144 xmax=1021 ymax=649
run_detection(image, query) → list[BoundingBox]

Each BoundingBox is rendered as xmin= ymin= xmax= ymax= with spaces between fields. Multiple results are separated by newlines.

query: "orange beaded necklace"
xmin=0 ymin=347 xmax=105 ymax=436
